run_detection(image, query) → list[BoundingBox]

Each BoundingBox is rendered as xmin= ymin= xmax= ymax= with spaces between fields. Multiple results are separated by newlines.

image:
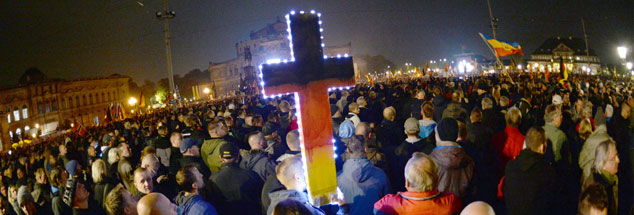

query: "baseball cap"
xmin=404 ymin=117 xmax=420 ymax=134
xmin=180 ymin=138 xmax=201 ymax=153
xmin=219 ymin=143 xmax=239 ymax=159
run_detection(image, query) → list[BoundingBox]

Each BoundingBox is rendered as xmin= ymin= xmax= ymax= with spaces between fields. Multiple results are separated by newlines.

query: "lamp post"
xmin=203 ymin=87 xmax=210 ymax=100
xmin=128 ymin=97 xmax=138 ymax=115
xmin=618 ymin=46 xmax=628 ymax=60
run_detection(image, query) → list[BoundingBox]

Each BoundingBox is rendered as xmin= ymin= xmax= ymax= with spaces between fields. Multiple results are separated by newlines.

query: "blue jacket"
xmin=337 ymin=157 xmax=390 ymax=215
xmin=175 ymin=192 xmax=218 ymax=215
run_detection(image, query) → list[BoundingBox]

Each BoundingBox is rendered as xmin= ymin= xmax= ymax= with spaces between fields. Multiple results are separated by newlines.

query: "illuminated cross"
xmin=260 ymin=10 xmax=355 ymax=203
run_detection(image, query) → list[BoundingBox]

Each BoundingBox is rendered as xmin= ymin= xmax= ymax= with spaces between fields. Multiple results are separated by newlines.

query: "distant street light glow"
xmin=618 ymin=46 xmax=628 ymax=60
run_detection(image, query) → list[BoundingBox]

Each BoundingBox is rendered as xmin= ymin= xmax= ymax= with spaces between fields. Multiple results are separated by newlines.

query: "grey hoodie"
xmin=239 ymin=150 xmax=277 ymax=182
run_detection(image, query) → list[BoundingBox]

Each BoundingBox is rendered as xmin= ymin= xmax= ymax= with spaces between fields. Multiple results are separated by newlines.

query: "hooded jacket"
xmin=503 ymin=149 xmax=557 ymax=215
xmin=432 ymin=95 xmax=448 ymax=122
xmin=201 ymin=138 xmax=228 ymax=173
xmin=174 ymin=192 xmax=218 ymax=215
xmin=267 ymin=189 xmax=325 ymax=215
xmin=208 ymin=162 xmax=262 ymax=215
xmin=337 ymin=157 xmax=390 ymax=215
xmin=491 ymin=126 xmax=525 ymax=176
xmin=418 ymin=119 xmax=436 ymax=139
xmin=429 ymin=145 xmax=474 ymax=198
xmin=239 ymin=150 xmax=277 ymax=182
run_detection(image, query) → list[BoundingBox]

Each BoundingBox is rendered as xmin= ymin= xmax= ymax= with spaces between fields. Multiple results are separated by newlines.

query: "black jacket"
xmin=178 ymin=156 xmax=211 ymax=180
xmin=208 ymin=162 xmax=263 ymax=215
xmin=504 ymin=149 xmax=557 ymax=215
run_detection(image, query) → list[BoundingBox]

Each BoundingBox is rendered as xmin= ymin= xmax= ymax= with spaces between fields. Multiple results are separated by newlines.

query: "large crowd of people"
xmin=0 ymin=72 xmax=632 ymax=215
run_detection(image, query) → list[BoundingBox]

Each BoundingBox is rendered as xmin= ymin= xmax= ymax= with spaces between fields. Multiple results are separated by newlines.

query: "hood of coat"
xmin=431 ymin=146 xmax=470 ymax=169
xmin=342 ymin=157 xmax=376 ymax=183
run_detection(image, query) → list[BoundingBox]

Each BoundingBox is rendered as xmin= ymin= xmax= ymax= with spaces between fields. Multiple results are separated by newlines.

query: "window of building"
xmin=16 ymin=128 xmax=21 ymax=136
xmin=93 ymin=116 xmax=99 ymax=125
xmin=22 ymin=105 xmax=27 ymax=119
xmin=75 ymin=96 xmax=80 ymax=107
xmin=69 ymin=97 xmax=73 ymax=108
xmin=7 ymin=114 xmax=10 ymax=123
xmin=38 ymin=102 xmax=43 ymax=114
xmin=82 ymin=95 xmax=86 ymax=106
xmin=13 ymin=108 xmax=20 ymax=121
xmin=89 ymin=94 xmax=93 ymax=105
xmin=52 ymin=99 xmax=57 ymax=111
xmin=9 ymin=131 xmax=12 ymax=138
xmin=45 ymin=101 xmax=50 ymax=113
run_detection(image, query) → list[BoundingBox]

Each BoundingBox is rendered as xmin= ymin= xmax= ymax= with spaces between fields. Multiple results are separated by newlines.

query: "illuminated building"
xmin=209 ymin=17 xmax=351 ymax=96
xmin=528 ymin=36 xmax=601 ymax=74
xmin=0 ymin=69 xmax=130 ymax=151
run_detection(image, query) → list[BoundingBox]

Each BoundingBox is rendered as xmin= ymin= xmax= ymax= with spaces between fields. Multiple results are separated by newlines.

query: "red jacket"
xmin=491 ymin=126 xmax=525 ymax=175
xmin=373 ymin=190 xmax=462 ymax=215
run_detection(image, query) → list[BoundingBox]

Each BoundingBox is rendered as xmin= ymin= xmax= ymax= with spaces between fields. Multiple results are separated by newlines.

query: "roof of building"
xmin=249 ymin=17 xmax=286 ymax=40
xmin=532 ymin=36 xmax=597 ymax=56
xmin=18 ymin=68 xmax=48 ymax=85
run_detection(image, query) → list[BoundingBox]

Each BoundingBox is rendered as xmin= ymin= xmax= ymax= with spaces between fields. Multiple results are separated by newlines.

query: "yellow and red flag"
xmin=558 ymin=57 xmax=568 ymax=87
xmin=482 ymin=34 xmax=523 ymax=57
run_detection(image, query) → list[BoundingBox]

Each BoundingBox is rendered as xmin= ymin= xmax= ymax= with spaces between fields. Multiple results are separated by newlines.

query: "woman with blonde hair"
xmin=582 ymin=140 xmax=619 ymax=215
xmin=91 ymin=159 xmax=115 ymax=210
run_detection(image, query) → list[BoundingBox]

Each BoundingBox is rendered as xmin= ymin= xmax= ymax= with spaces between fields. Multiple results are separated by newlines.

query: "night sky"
xmin=1 ymin=0 xmax=632 ymax=87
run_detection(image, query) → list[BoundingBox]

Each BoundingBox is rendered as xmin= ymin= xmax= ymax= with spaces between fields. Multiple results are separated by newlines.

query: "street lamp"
xmin=128 ymin=97 xmax=138 ymax=106
xmin=618 ymin=46 xmax=628 ymax=60
xmin=627 ymin=62 xmax=633 ymax=71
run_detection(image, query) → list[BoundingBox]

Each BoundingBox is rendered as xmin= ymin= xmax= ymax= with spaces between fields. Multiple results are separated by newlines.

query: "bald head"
xmin=137 ymin=193 xmax=177 ymax=215
xmin=355 ymin=122 xmax=370 ymax=138
xmin=460 ymin=201 xmax=495 ymax=215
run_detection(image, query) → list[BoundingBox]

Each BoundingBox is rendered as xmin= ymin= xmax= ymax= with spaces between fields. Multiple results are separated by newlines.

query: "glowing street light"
xmin=203 ymin=87 xmax=210 ymax=94
xmin=627 ymin=62 xmax=633 ymax=70
xmin=35 ymin=123 xmax=39 ymax=129
xmin=128 ymin=97 xmax=138 ymax=106
xmin=618 ymin=46 xmax=628 ymax=60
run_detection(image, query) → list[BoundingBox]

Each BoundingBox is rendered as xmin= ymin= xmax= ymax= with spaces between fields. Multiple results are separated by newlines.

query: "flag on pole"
xmin=165 ymin=93 xmax=171 ymax=105
xmin=119 ymin=104 xmax=127 ymax=120
xmin=424 ymin=62 xmax=429 ymax=76
xmin=545 ymin=66 xmax=550 ymax=81
xmin=558 ymin=57 xmax=569 ymax=87
xmin=140 ymin=92 xmax=146 ymax=107
xmin=481 ymin=33 xmax=523 ymax=57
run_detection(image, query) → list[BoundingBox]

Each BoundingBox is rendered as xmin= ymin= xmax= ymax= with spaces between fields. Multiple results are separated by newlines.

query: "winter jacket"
xmin=578 ymin=125 xmax=610 ymax=178
xmin=418 ymin=119 xmax=436 ymax=139
xmin=432 ymin=95 xmax=448 ymax=122
xmin=388 ymin=138 xmax=434 ymax=192
xmin=377 ymin=119 xmax=404 ymax=147
xmin=208 ymin=162 xmax=262 ymax=215
xmin=373 ymin=190 xmax=462 ymax=215
xmin=201 ymin=138 xmax=228 ymax=173
xmin=429 ymin=145 xmax=475 ymax=198
xmin=503 ymin=149 xmax=557 ymax=215
xmin=543 ymin=123 xmax=569 ymax=164
xmin=337 ymin=157 xmax=390 ymax=215
xmin=267 ymin=189 xmax=325 ymax=215
xmin=239 ymin=150 xmax=277 ymax=182
xmin=491 ymin=126 xmax=525 ymax=176
xmin=174 ymin=192 xmax=218 ymax=215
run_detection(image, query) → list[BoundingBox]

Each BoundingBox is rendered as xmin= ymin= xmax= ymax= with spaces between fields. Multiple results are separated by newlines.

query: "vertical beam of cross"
xmin=259 ymin=10 xmax=355 ymax=203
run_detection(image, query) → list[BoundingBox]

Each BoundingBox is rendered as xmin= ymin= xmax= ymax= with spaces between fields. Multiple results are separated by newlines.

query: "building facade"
xmin=209 ymin=17 xmax=351 ymax=96
xmin=0 ymin=69 xmax=130 ymax=151
xmin=527 ymin=36 xmax=601 ymax=74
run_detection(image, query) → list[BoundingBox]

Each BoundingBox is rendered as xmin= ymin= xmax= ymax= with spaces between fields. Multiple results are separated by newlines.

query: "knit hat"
xmin=180 ymin=138 xmax=201 ymax=153
xmin=436 ymin=118 xmax=458 ymax=141
xmin=219 ymin=143 xmax=239 ymax=159
xmin=17 ymin=186 xmax=33 ymax=206
xmin=338 ymin=120 xmax=355 ymax=138
xmin=65 ymin=160 xmax=78 ymax=176
xmin=404 ymin=117 xmax=420 ymax=134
